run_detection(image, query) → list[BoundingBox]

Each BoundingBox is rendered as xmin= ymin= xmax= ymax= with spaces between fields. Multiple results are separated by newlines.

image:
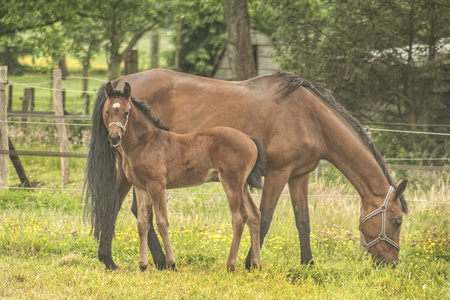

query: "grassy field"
xmin=0 ymin=161 xmax=449 ymax=299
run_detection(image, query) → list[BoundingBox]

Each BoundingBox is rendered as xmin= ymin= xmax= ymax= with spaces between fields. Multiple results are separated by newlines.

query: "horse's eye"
xmin=106 ymin=110 xmax=109 ymax=116
xmin=125 ymin=111 xmax=129 ymax=117
xmin=393 ymin=218 xmax=402 ymax=227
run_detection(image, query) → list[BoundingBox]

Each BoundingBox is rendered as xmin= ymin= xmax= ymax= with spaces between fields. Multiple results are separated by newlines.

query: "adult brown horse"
xmin=84 ymin=69 xmax=408 ymax=270
xmin=103 ymin=82 xmax=264 ymax=271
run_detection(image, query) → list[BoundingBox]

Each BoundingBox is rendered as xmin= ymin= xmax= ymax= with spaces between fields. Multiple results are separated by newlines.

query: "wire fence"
xmin=1 ymin=75 xmax=449 ymax=207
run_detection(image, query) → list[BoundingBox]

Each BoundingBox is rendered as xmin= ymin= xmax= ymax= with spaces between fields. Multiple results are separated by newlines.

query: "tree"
xmin=78 ymin=0 xmax=168 ymax=80
xmin=268 ymin=0 xmax=450 ymax=159
xmin=0 ymin=0 xmax=82 ymax=74
xmin=225 ymin=0 xmax=256 ymax=80
xmin=164 ymin=0 xmax=226 ymax=76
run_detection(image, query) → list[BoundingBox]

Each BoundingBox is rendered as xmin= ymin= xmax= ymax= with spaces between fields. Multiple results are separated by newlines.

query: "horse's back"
xmin=113 ymin=69 xmax=325 ymax=173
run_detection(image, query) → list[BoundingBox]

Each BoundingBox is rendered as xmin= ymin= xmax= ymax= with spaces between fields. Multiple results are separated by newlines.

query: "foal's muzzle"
xmin=108 ymin=133 xmax=122 ymax=148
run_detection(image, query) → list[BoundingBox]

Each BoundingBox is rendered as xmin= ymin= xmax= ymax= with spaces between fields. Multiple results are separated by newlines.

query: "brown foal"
xmin=102 ymin=82 xmax=265 ymax=271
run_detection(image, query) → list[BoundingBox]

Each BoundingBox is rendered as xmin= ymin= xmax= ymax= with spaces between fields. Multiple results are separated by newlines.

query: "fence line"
xmin=364 ymin=121 xmax=450 ymax=128
xmin=8 ymin=81 xmax=98 ymax=94
xmin=370 ymin=127 xmax=450 ymax=137
xmin=1 ymin=186 xmax=448 ymax=206
xmin=65 ymin=76 xmax=106 ymax=82
xmin=7 ymin=112 xmax=91 ymax=120
xmin=2 ymin=120 xmax=92 ymax=127
xmin=0 ymin=149 xmax=87 ymax=158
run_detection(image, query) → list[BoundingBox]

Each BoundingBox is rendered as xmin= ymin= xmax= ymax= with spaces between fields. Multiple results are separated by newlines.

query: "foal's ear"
xmin=395 ymin=178 xmax=408 ymax=199
xmin=105 ymin=82 xmax=113 ymax=98
xmin=124 ymin=82 xmax=132 ymax=99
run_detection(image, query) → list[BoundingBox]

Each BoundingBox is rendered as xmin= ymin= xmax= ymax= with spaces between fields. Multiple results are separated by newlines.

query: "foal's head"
xmin=103 ymin=81 xmax=132 ymax=148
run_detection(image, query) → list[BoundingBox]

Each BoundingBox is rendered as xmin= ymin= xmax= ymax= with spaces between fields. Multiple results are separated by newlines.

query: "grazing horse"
xmin=83 ymin=69 xmax=408 ymax=270
xmin=102 ymin=82 xmax=265 ymax=271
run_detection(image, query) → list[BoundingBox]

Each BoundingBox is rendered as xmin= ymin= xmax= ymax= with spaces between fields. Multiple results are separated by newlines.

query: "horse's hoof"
xmin=99 ymin=254 xmax=119 ymax=270
xmin=155 ymin=262 xmax=166 ymax=270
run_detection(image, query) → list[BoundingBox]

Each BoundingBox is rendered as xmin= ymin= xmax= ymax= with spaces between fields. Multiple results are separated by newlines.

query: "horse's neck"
xmin=319 ymin=108 xmax=390 ymax=208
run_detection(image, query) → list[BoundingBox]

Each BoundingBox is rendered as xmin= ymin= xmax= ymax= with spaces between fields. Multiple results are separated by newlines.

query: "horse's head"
xmin=103 ymin=81 xmax=132 ymax=148
xmin=359 ymin=179 xmax=408 ymax=267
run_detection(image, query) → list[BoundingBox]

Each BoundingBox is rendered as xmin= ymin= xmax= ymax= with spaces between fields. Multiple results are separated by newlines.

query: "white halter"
xmin=359 ymin=186 xmax=400 ymax=251
xmin=108 ymin=104 xmax=131 ymax=132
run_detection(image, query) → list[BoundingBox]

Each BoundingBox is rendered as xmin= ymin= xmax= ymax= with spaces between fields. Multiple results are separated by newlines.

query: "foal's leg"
xmin=148 ymin=185 xmax=176 ymax=269
xmin=131 ymin=190 xmax=166 ymax=269
xmin=243 ymin=187 xmax=261 ymax=268
xmin=221 ymin=177 xmax=247 ymax=271
xmin=135 ymin=188 xmax=152 ymax=270
xmin=288 ymin=174 xmax=314 ymax=265
xmin=245 ymin=169 xmax=291 ymax=268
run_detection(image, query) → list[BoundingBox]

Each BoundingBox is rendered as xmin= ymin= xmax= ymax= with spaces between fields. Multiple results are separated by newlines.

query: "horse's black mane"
xmin=109 ymin=89 xmax=169 ymax=131
xmin=131 ymin=97 xmax=170 ymax=131
xmin=274 ymin=72 xmax=408 ymax=214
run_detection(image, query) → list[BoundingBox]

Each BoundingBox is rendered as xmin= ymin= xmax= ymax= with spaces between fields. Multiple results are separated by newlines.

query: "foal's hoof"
xmin=139 ymin=265 xmax=148 ymax=271
xmin=226 ymin=265 xmax=236 ymax=272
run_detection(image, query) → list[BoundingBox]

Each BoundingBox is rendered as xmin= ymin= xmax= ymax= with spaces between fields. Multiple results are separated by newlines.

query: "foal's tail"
xmin=247 ymin=137 xmax=266 ymax=190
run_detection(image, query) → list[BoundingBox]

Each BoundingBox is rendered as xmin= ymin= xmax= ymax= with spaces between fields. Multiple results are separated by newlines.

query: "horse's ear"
xmin=105 ymin=82 xmax=113 ymax=98
xmin=395 ymin=178 xmax=408 ymax=199
xmin=124 ymin=82 xmax=131 ymax=99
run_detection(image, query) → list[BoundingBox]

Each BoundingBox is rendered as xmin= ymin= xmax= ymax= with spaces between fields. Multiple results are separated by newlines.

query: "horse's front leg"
xmin=98 ymin=164 xmax=132 ymax=270
xmin=148 ymin=184 xmax=176 ymax=269
xmin=131 ymin=189 xmax=166 ymax=269
xmin=288 ymin=174 xmax=313 ymax=265
xmin=135 ymin=188 xmax=152 ymax=270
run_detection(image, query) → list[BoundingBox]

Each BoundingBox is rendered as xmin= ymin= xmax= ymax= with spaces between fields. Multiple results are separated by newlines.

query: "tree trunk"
xmin=82 ymin=56 xmax=90 ymax=115
xmin=58 ymin=55 xmax=70 ymax=78
xmin=150 ymin=29 xmax=159 ymax=69
xmin=174 ymin=22 xmax=181 ymax=71
xmin=108 ymin=53 xmax=123 ymax=81
xmin=225 ymin=0 xmax=256 ymax=81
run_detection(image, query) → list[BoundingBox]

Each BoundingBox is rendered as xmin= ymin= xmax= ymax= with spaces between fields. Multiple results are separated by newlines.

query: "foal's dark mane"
xmin=274 ymin=72 xmax=408 ymax=213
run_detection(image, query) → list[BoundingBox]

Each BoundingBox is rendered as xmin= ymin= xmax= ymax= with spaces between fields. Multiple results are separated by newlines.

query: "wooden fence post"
xmin=0 ymin=66 xmax=9 ymax=187
xmin=53 ymin=69 xmax=70 ymax=186
xmin=21 ymin=88 xmax=30 ymax=133
xmin=8 ymin=85 xmax=12 ymax=110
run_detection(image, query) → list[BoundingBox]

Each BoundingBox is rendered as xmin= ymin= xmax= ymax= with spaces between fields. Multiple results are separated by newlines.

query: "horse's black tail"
xmin=82 ymin=83 xmax=121 ymax=241
xmin=246 ymin=137 xmax=266 ymax=190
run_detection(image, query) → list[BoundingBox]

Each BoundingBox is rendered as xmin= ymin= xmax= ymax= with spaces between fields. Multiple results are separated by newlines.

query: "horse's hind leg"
xmin=243 ymin=186 xmax=261 ymax=268
xmin=135 ymin=188 xmax=152 ymax=271
xmin=131 ymin=189 xmax=166 ymax=269
xmin=221 ymin=177 xmax=247 ymax=271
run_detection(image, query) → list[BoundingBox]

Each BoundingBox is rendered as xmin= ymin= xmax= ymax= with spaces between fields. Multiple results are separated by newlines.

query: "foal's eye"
xmin=106 ymin=110 xmax=109 ymax=116
xmin=124 ymin=111 xmax=129 ymax=117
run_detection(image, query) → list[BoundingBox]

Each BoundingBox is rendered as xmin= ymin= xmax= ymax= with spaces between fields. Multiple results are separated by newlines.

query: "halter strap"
xmin=359 ymin=186 xmax=400 ymax=251
xmin=108 ymin=104 xmax=131 ymax=132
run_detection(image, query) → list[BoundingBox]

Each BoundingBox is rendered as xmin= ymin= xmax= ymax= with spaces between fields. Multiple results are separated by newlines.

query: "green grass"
xmin=0 ymin=177 xmax=449 ymax=299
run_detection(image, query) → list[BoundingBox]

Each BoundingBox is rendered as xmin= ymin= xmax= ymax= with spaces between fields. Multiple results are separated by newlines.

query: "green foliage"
xmin=162 ymin=0 xmax=227 ymax=76
xmin=263 ymin=0 xmax=450 ymax=160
